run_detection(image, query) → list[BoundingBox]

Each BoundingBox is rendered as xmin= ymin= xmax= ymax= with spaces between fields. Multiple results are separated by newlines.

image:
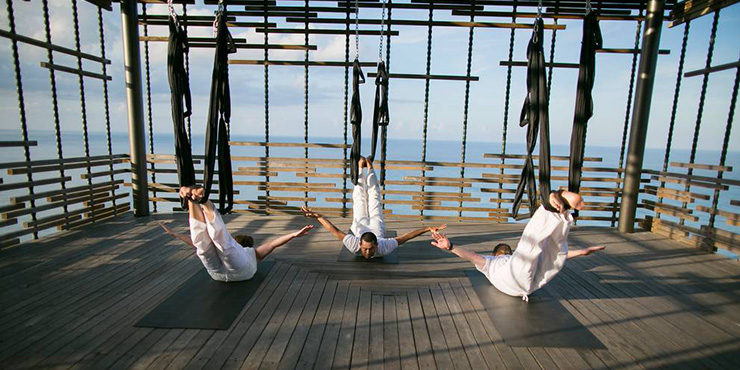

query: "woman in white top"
xmin=430 ymin=190 xmax=604 ymax=301
xmin=160 ymin=185 xmax=313 ymax=282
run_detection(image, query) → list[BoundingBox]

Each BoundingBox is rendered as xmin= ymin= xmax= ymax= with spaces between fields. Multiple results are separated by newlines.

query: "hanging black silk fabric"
xmin=201 ymin=12 xmax=236 ymax=214
xmin=370 ymin=60 xmax=389 ymax=183
xmin=512 ymin=18 xmax=556 ymax=217
xmin=168 ymin=16 xmax=195 ymax=209
xmin=350 ymin=58 xmax=365 ymax=185
xmin=568 ymin=11 xmax=602 ymax=194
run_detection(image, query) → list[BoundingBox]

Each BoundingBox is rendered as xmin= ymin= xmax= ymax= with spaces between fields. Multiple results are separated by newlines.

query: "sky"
xmin=0 ymin=0 xmax=738 ymax=156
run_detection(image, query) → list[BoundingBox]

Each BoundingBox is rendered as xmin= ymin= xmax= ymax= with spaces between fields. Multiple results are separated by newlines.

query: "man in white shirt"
xmin=430 ymin=190 xmax=604 ymax=301
xmin=303 ymin=157 xmax=445 ymax=259
xmin=160 ymin=185 xmax=313 ymax=281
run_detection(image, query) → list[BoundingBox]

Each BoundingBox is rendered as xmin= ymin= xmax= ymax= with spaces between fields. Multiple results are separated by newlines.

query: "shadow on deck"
xmin=0 ymin=213 xmax=739 ymax=370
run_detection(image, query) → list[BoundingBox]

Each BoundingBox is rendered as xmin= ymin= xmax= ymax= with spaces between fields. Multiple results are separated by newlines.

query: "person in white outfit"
xmin=430 ymin=190 xmax=605 ymax=301
xmin=160 ymin=185 xmax=313 ymax=282
xmin=303 ymin=157 xmax=445 ymax=259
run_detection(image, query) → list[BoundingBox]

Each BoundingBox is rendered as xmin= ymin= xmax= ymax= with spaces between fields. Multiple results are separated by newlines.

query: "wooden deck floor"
xmin=0 ymin=213 xmax=739 ymax=370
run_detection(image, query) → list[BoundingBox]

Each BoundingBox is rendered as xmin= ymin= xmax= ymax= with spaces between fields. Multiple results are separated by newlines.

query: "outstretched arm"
xmin=567 ymin=245 xmax=605 ymax=260
xmin=254 ymin=225 xmax=313 ymax=260
xmin=395 ymin=224 xmax=446 ymax=246
xmin=158 ymin=221 xmax=195 ymax=248
xmin=430 ymin=231 xmax=487 ymax=270
xmin=302 ymin=206 xmax=346 ymax=241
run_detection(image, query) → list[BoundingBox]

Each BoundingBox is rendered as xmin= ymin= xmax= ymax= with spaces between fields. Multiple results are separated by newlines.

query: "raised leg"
xmin=366 ymin=165 xmax=385 ymax=238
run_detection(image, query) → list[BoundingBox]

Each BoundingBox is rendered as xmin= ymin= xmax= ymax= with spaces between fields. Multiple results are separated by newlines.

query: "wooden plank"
xmin=230 ymin=141 xmax=349 ymax=148
xmin=0 ymin=176 xmax=71 ymax=192
xmin=311 ymin=281 xmax=349 ymax=370
xmin=417 ymin=287 xmax=455 ymax=369
xmin=288 ymin=277 xmax=335 ymax=369
xmin=80 ymin=168 xmax=129 ymax=179
xmin=648 ymin=169 xmax=740 ymax=186
xmin=435 ymin=283 xmax=487 ymax=369
xmin=382 ymin=296 xmax=401 ymax=370
xmin=230 ymin=59 xmax=380 ymax=67
xmin=730 ymin=199 xmax=740 ymax=207
xmin=652 ymin=176 xmax=729 ymax=190
xmin=0 ymin=29 xmax=109 ymax=64
xmin=351 ymin=288 xmax=372 ymax=369
xmin=669 ymin=161 xmax=733 ymax=171
xmin=385 ymin=180 xmax=473 ymax=188
xmin=332 ymin=285 xmax=360 ymax=369
xmin=368 ymin=294 xmax=385 ymax=370
xmin=366 ymin=72 xmax=480 ymax=81
xmin=6 ymin=158 xmax=128 ymax=175
xmin=284 ymin=16 xmax=566 ymax=30
xmin=40 ymin=62 xmax=112 ymax=81
xmin=0 ymin=140 xmax=37 ymax=147
xmin=695 ymin=205 xmax=740 ymax=220
xmin=394 ymin=294 xmax=420 ymax=370
xmin=0 ymin=154 xmax=128 ymax=170
xmin=483 ymin=153 xmax=603 ymax=162
xmin=406 ymin=290 xmax=436 ymax=370
xmin=255 ymin=28 xmax=400 ymax=36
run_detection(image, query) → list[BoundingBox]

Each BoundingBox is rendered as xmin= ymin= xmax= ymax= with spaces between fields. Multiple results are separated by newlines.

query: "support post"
xmin=618 ymin=0 xmax=665 ymax=232
xmin=120 ymin=0 xmax=149 ymax=216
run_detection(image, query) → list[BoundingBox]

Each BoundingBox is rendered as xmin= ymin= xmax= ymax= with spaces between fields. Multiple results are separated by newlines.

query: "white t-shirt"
xmin=477 ymin=205 xmax=571 ymax=298
xmin=343 ymin=234 xmax=398 ymax=257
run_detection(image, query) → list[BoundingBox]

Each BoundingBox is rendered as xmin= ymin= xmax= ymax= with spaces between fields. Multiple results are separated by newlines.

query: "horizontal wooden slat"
xmin=731 ymin=199 xmax=740 ymax=207
xmin=411 ymin=195 xmax=482 ymax=202
xmin=452 ymin=9 xmax=647 ymax=21
xmin=643 ymin=185 xmax=711 ymax=201
xmin=385 ymin=180 xmax=473 ymax=188
xmin=230 ymin=141 xmax=349 ymax=148
xmin=48 ymin=184 xmax=119 ymax=202
xmin=40 ymin=62 xmax=112 ymax=81
xmin=0 ymin=140 xmax=37 ymax=147
xmin=382 ymin=189 xmax=472 ymax=197
xmin=0 ymin=176 xmax=72 ymax=192
xmin=499 ymin=60 xmax=580 ymax=68
xmin=642 ymin=199 xmax=694 ymax=214
xmin=255 ymin=28 xmax=400 ymax=36
xmin=0 ymin=203 xmax=24 ymax=213
xmin=6 ymin=158 xmax=128 ymax=175
xmin=294 ymin=172 xmax=347 ymax=179
xmin=646 ymin=169 xmax=740 ymax=186
xmin=10 ymin=179 xmax=124 ymax=204
xmin=0 ymin=154 xmax=129 ymax=170
xmin=238 ymin=166 xmax=316 ymax=172
xmin=684 ymin=60 xmax=740 ymax=78
xmin=695 ymin=205 xmax=739 ymax=220
xmin=652 ymin=176 xmax=729 ymax=190
xmin=80 ymin=168 xmax=130 ymax=179
xmin=385 ymin=214 xmax=507 ymax=222
xmin=3 ymin=189 xmax=118 ymax=220
xmin=366 ymin=72 xmax=479 ymax=81
xmin=236 ymin=181 xmax=335 ymax=187
xmin=0 ymin=29 xmax=110 ymax=64
xmin=257 ymin=196 xmax=316 ymax=202
xmin=229 ymin=59 xmax=379 ymax=67
xmin=483 ymin=153 xmax=603 ymax=162
xmin=62 ymin=203 xmax=130 ymax=230
xmin=0 ymin=218 xmax=18 ymax=228
xmin=699 ymin=226 xmax=740 ymax=247
xmin=654 ymin=207 xmax=700 ymax=222
xmin=411 ymin=205 xmax=508 ymax=213
xmin=258 ymin=186 xmax=349 ymax=193
xmin=0 ymin=238 xmax=20 ymax=249
xmin=668 ymin=161 xmax=733 ymax=172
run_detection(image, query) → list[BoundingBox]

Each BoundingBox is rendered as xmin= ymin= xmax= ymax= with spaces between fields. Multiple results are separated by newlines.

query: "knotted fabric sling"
xmin=370 ymin=60 xmax=389 ymax=184
xmin=568 ymin=11 xmax=602 ymax=195
xmin=167 ymin=16 xmax=195 ymax=209
xmin=512 ymin=18 xmax=556 ymax=217
xmin=349 ymin=58 xmax=365 ymax=186
xmin=202 ymin=12 xmax=236 ymax=214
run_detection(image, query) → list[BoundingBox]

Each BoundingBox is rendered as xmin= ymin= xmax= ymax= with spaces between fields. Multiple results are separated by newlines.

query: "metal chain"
xmin=304 ymin=0 xmax=310 ymax=206
xmin=72 ymin=0 xmax=95 ymax=221
xmin=7 ymin=0 xmax=38 ymax=237
xmin=537 ymin=0 xmax=543 ymax=18
xmin=354 ymin=0 xmax=360 ymax=60
xmin=381 ymin=0 xmax=392 ymax=192
xmin=342 ymin=1 xmax=351 ymax=216
xmin=459 ymin=9 xmax=475 ymax=218
xmin=500 ymin=2 xmax=518 ymax=209
xmin=420 ymin=4 xmax=433 ymax=218
xmin=547 ymin=19 xmax=558 ymax=101
xmin=42 ymin=0 xmax=68 ymax=225
xmin=98 ymin=7 xmax=117 ymax=216
xmin=586 ymin=0 xmax=592 ymax=14
xmin=142 ymin=4 xmax=157 ymax=213
xmin=378 ymin=0 xmax=387 ymax=62
xmin=263 ymin=5 xmax=271 ymax=213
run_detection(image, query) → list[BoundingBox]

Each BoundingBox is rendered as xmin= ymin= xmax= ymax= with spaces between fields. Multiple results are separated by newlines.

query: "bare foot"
xmin=366 ymin=157 xmax=374 ymax=169
xmin=358 ymin=156 xmax=366 ymax=171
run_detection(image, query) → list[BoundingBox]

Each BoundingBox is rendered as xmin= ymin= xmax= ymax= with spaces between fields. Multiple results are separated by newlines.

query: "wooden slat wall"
xmin=640 ymin=162 xmax=739 ymax=257
xmin=0 ymin=155 xmax=131 ymax=249
xmin=143 ymin=141 xmax=629 ymax=224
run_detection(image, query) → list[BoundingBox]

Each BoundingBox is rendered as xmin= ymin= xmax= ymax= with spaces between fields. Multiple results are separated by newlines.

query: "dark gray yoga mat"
xmin=135 ymin=261 xmax=275 ymax=330
xmin=466 ymin=270 xmax=606 ymax=349
xmin=337 ymin=230 xmax=399 ymax=263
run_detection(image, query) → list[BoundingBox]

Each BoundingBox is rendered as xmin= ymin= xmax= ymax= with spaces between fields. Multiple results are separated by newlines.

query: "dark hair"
xmin=360 ymin=232 xmax=378 ymax=246
xmin=493 ymin=243 xmax=513 ymax=256
xmin=554 ymin=190 xmax=572 ymax=210
xmin=233 ymin=234 xmax=254 ymax=248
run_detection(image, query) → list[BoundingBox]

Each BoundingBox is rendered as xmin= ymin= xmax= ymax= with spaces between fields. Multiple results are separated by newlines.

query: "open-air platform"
xmin=1 ymin=214 xmax=739 ymax=370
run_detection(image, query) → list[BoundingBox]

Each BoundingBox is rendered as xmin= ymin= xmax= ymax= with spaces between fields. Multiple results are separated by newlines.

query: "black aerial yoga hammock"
xmin=370 ymin=60 xmax=389 ymax=184
xmin=201 ymin=12 xmax=236 ymax=214
xmin=568 ymin=11 xmax=602 ymax=196
xmin=167 ymin=15 xmax=195 ymax=209
xmin=512 ymin=18 xmax=557 ymax=217
xmin=350 ymin=58 xmax=365 ymax=186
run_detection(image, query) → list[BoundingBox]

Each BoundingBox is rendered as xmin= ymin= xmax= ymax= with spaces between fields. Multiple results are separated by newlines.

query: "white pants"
xmin=350 ymin=168 xmax=385 ymax=238
xmin=189 ymin=207 xmax=257 ymax=282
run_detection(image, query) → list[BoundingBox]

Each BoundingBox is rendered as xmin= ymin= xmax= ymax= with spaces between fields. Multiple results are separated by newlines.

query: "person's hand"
xmin=191 ymin=187 xmax=205 ymax=202
xmin=179 ymin=186 xmax=192 ymax=199
xmin=581 ymin=245 xmax=605 ymax=256
xmin=549 ymin=192 xmax=565 ymax=213
xmin=292 ymin=225 xmax=314 ymax=238
xmin=430 ymin=231 xmax=452 ymax=250
xmin=158 ymin=221 xmax=174 ymax=235
xmin=301 ymin=206 xmax=322 ymax=219
xmin=428 ymin=224 xmax=447 ymax=233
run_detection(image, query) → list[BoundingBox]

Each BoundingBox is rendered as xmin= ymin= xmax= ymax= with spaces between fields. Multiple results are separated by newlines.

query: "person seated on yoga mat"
xmin=159 ymin=185 xmax=313 ymax=282
xmin=430 ymin=190 xmax=605 ymax=301
xmin=302 ymin=156 xmax=446 ymax=259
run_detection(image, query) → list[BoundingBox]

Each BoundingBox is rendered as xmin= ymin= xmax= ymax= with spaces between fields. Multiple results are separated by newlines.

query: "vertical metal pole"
xmin=120 ymin=0 xmax=149 ymax=217
xmin=618 ymin=0 xmax=664 ymax=233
